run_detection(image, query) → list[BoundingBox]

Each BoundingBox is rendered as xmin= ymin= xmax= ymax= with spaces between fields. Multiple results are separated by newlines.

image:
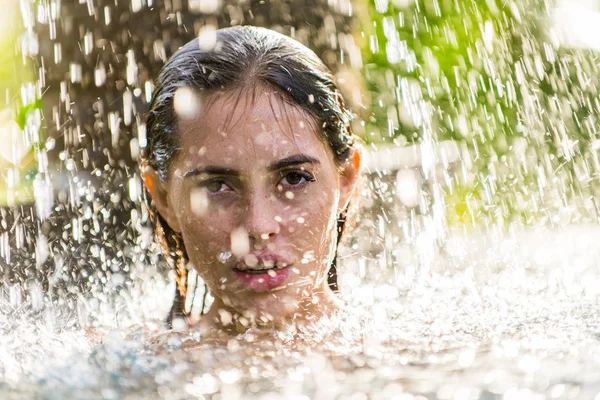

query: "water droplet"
xmin=53 ymin=43 xmax=61 ymax=64
xmin=95 ymin=63 xmax=106 ymax=87
xmin=395 ymin=168 xmax=421 ymax=208
xmin=29 ymin=281 xmax=44 ymax=311
xmin=130 ymin=138 xmax=139 ymax=160
xmin=173 ymin=87 xmax=201 ymax=120
xmin=458 ymin=349 xmax=476 ymax=368
xmin=230 ymin=227 xmax=249 ymax=258
xmin=138 ymin=124 xmax=147 ymax=148
xmin=103 ymin=6 xmax=111 ymax=24
xmin=189 ymin=0 xmax=220 ymax=13
xmin=83 ymin=31 xmax=93 ymax=55
xmin=219 ymin=369 xmax=240 ymax=384
xmin=123 ymin=91 xmax=133 ymax=126
xmin=19 ymin=31 xmax=39 ymax=57
xmin=243 ymin=253 xmax=258 ymax=267
xmin=144 ymin=80 xmax=154 ymax=103
xmin=33 ymin=174 xmax=53 ymax=221
xmin=131 ymin=0 xmax=143 ymax=13
xmin=126 ymin=49 xmax=138 ymax=85
xmin=218 ymin=309 xmax=232 ymax=325
xmin=172 ymin=318 xmax=187 ymax=331
xmin=218 ymin=251 xmax=232 ymax=263
xmin=35 ymin=234 xmax=49 ymax=266
xmin=128 ymin=176 xmax=140 ymax=202
xmin=190 ymin=188 xmax=208 ymax=216
xmin=69 ymin=63 xmax=82 ymax=83
xmin=197 ymin=25 xmax=217 ymax=52
xmin=65 ymin=159 xmax=75 ymax=171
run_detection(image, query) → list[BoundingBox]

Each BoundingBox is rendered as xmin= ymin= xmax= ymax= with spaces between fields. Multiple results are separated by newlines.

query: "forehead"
xmin=175 ymin=88 xmax=332 ymax=169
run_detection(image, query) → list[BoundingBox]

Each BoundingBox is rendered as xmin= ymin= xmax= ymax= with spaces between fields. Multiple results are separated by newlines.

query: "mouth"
xmin=233 ymin=253 xmax=292 ymax=290
xmin=234 ymin=264 xmax=289 ymax=274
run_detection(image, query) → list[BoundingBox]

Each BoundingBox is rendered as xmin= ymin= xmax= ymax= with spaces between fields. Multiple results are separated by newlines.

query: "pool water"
xmin=3 ymin=225 xmax=600 ymax=399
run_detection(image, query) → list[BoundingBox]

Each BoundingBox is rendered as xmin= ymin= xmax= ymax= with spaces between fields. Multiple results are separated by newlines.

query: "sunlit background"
xmin=5 ymin=0 xmax=600 ymax=398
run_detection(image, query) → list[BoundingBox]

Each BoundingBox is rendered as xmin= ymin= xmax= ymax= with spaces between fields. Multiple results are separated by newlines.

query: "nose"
xmin=244 ymin=191 xmax=280 ymax=244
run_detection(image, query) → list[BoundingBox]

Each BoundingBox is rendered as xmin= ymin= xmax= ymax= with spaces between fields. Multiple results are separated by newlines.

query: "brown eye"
xmin=206 ymin=180 xmax=226 ymax=193
xmin=285 ymin=172 xmax=304 ymax=185
xmin=280 ymin=171 xmax=315 ymax=188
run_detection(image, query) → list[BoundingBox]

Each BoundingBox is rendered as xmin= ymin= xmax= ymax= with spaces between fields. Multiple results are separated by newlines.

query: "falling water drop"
xmin=218 ymin=251 xmax=232 ymax=264
xmin=173 ymin=87 xmax=201 ymax=120
xmin=197 ymin=25 xmax=218 ymax=52
xmin=230 ymin=227 xmax=249 ymax=258
xmin=69 ymin=63 xmax=82 ymax=83
xmin=190 ymin=188 xmax=209 ymax=216
xmin=94 ymin=63 xmax=106 ymax=87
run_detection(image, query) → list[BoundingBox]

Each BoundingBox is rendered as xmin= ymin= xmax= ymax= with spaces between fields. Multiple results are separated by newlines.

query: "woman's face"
xmin=148 ymin=88 xmax=358 ymax=320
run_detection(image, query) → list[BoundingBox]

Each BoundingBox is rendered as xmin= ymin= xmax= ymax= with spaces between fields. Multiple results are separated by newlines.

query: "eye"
xmin=279 ymin=171 xmax=315 ymax=188
xmin=204 ymin=179 xmax=231 ymax=193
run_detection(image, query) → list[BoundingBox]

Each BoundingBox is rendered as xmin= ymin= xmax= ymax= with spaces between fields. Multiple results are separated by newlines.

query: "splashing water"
xmin=4 ymin=0 xmax=600 ymax=398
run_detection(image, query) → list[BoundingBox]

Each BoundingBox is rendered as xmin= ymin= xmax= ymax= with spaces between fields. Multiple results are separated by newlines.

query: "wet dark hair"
xmin=142 ymin=25 xmax=356 ymax=326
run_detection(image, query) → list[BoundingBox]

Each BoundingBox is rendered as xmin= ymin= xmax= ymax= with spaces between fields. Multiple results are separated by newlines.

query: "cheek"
xmin=179 ymin=214 xmax=236 ymax=293
xmin=283 ymin=189 xmax=339 ymax=251
xmin=179 ymin=209 xmax=235 ymax=264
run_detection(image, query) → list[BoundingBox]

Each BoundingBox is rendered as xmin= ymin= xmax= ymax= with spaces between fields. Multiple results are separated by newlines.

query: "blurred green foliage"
xmin=359 ymin=0 xmax=600 ymax=227
xmin=0 ymin=0 xmax=37 ymax=207
xmin=0 ymin=0 xmax=29 ymax=102
xmin=360 ymin=0 xmax=517 ymax=144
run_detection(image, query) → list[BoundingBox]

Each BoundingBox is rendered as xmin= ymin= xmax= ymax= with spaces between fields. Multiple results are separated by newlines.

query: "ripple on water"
xmin=3 ymin=227 xmax=600 ymax=399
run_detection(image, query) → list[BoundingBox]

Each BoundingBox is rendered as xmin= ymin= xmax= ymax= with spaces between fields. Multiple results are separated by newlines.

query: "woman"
xmin=141 ymin=26 xmax=361 ymax=333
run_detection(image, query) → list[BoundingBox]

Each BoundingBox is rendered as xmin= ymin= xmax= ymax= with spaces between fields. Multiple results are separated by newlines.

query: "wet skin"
xmin=146 ymin=86 xmax=359 ymax=329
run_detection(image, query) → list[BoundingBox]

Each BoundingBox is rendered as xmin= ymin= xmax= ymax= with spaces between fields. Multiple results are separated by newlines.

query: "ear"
xmin=337 ymin=146 xmax=361 ymax=214
xmin=143 ymin=166 xmax=182 ymax=233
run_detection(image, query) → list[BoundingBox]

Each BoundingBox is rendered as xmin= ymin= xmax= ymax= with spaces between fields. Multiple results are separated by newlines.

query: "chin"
xmin=217 ymin=284 xmax=307 ymax=322
xmin=205 ymin=263 xmax=328 ymax=320
xmin=252 ymin=295 xmax=300 ymax=321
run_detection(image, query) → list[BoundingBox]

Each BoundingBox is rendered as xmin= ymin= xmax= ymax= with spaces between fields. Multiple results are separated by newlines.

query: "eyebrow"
xmin=183 ymin=166 xmax=239 ymax=178
xmin=183 ymin=153 xmax=320 ymax=178
xmin=267 ymin=154 xmax=320 ymax=172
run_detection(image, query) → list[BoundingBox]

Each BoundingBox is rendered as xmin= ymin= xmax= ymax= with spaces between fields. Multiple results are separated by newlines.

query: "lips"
xmin=234 ymin=252 xmax=291 ymax=272
xmin=233 ymin=252 xmax=292 ymax=291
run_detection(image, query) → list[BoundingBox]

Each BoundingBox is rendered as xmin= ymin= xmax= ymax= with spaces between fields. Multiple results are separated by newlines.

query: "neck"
xmin=196 ymin=282 xmax=343 ymax=333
